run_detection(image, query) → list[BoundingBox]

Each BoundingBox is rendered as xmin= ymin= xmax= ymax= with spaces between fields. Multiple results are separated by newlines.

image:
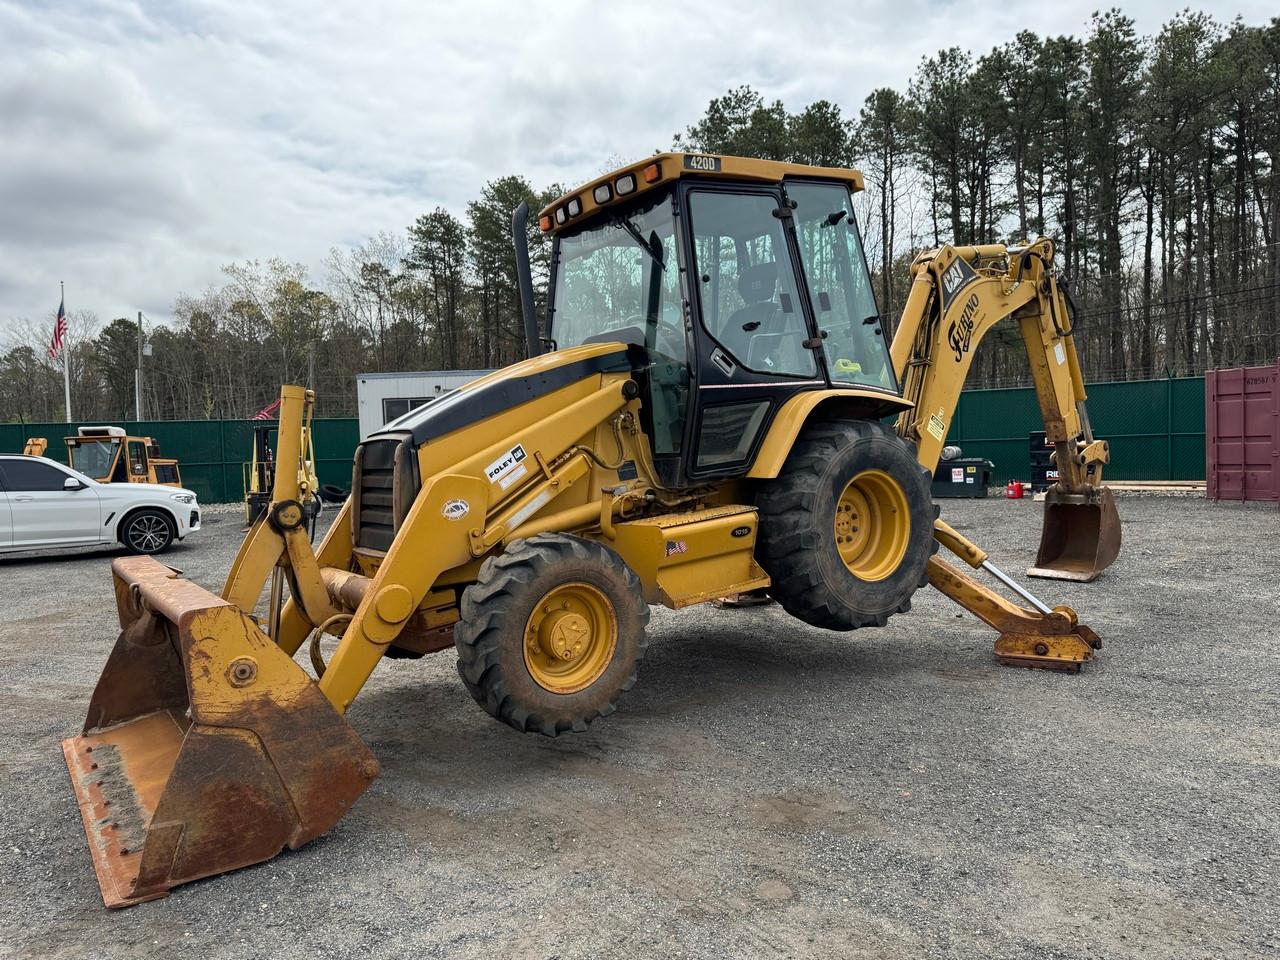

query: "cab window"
xmin=687 ymin=190 xmax=815 ymax=378
xmin=550 ymin=190 xmax=682 ymax=355
xmin=69 ymin=439 xmax=118 ymax=479
xmin=789 ymin=181 xmax=894 ymax=390
xmin=549 ymin=190 xmax=688 ymax=456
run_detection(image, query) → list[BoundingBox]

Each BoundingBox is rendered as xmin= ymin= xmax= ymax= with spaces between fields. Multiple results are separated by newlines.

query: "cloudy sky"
xmin=1 ymin=0 xmax=1273 ymax=335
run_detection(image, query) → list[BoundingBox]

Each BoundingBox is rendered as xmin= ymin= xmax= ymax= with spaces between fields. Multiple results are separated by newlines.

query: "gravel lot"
xmin=0 ymin=495 xmax=1276 ymax=960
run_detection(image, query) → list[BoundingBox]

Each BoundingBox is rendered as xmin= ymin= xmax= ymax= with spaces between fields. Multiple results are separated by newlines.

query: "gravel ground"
xmin=0 ymin=495 xmax=1276 ymax=960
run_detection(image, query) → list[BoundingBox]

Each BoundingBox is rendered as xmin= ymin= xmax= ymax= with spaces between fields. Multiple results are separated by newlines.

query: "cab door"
xmin=126 ymin=440 xmax=149 ymax=482
xmin=680 ymin=182 xmax=823 ymax=479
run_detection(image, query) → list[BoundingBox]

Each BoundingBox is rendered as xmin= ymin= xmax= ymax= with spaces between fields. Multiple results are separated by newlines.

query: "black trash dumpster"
xmin=932 ymin=457 xmax=994 ymax=498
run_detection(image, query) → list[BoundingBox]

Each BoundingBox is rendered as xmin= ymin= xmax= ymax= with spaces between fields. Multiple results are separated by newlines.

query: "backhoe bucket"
xmin=1027 ymin=485 xmax=1122 ymax=582
xmin=62 ymin=556 xmax=378 ymax=907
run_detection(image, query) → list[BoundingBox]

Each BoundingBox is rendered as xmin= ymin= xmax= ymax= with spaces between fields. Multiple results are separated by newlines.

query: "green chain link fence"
xmin=3 ymin=375 xmax=1205 ymax=502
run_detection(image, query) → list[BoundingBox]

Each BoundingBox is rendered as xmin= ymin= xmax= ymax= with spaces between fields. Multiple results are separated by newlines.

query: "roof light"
xmin=555 ymin=206 xmax=567 ymax=225
xmin=593 ymin=183 xmax=612 ymax=204
xmin=566 ymin=196 xmax=582 ymax=217
xmin=615 ymin=173 xmax=636 ymax=196
xmin=539 ymin=214 xmax=552 ymax=231
xmin=642 ymin=163 xmax=661 ymax=183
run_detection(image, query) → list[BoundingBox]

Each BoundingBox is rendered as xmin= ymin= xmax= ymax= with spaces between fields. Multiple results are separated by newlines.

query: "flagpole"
xmin=61 ymin=281 xmax=72 ymax=423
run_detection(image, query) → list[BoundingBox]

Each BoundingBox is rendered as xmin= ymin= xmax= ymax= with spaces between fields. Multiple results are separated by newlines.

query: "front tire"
xmin=121 ymin=509 xmax=176 ymax=555
xmin=756 ymin=419 xmax=936 ymax=630
xmin=454 ymin=533 xmax=649 ymax=737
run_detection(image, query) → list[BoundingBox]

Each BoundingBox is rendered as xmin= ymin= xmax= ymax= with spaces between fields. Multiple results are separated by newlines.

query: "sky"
xmin=1 ymin=0 xmax=1275 ymax=336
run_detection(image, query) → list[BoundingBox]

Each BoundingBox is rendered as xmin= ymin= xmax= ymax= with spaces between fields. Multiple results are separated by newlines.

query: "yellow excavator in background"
xmin=63 ymin=153 xmax=1119 ymax=907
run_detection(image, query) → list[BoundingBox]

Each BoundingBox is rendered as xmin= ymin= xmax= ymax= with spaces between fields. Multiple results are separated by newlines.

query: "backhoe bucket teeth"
xmin=62 ymin=556 xmax=378 ymax=908
xmin=1027 ymin=486 xmax=1121 ymax=583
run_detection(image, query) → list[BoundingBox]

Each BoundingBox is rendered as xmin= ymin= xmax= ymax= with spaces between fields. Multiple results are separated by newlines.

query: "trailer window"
xmin=383 ymin=397 xmax=432 ymax=425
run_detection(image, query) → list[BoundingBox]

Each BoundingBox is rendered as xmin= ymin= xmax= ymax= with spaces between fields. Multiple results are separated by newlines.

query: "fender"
xmin=747 ymin=389 xmax=913 ymax=479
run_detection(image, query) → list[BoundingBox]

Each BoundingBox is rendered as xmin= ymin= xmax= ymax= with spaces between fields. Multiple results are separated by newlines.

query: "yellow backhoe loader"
xmin=63 ymin=153 xmax=1120 ymax=907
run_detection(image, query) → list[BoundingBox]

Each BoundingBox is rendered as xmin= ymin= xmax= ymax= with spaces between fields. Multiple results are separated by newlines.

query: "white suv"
xmin=0 ymin=454 xmax=201 ymax=555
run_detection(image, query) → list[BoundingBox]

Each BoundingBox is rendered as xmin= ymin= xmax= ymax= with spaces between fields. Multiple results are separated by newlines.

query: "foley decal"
xmin=485 ymin=443 xmax=528 ymax=489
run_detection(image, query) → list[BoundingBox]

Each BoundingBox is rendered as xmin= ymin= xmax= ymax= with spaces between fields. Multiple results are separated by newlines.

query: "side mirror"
xmin=63 ymin=477 xmax=86 ymax=491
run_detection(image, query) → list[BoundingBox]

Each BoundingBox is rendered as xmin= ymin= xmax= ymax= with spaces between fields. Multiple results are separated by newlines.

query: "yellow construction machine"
xmin=243 ymin=419 xmax=321 ymax=527
xmin=63 ymin=153 xmax=1119 ymax=907
xmin=63 ymin=427 xmax=183 ymax=486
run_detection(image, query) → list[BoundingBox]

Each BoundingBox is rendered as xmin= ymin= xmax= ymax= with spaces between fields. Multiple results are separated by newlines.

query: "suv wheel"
xmin=121 ymin=510 xmax=176 ymax=555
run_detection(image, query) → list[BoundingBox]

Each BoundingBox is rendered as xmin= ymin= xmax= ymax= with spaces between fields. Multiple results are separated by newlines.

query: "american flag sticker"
xmin=664 ymin=540 xmax=688 ymax=557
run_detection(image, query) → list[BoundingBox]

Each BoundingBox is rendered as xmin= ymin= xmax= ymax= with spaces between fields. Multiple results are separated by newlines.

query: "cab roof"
xmin=538 ymin=152 xmax=864 ymax=236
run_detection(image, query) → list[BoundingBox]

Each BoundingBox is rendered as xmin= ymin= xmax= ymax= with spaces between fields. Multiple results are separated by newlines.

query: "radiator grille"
xmin=355 ymin=437 xmax=408 ymax=551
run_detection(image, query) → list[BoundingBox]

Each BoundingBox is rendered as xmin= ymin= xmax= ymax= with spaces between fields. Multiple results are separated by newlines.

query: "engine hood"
xmin=369 ymin=342 xmax=633 ymax=448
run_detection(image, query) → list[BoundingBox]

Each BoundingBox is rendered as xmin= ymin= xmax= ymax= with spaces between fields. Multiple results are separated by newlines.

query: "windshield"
xmin=549 ymin=190 xmax=683 ymax=356
xmin=69 ymin=439 xmax=119 ymax=478
xmin=789 ymin=181 xmax=895 ymax=390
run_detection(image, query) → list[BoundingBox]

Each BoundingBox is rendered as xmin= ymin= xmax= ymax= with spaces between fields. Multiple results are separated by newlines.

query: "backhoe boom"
xmin=889 ymin=238 xmax=1120 ymax=668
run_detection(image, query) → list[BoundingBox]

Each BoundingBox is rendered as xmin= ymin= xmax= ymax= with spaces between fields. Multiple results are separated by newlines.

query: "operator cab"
xmin=537 ymin=153 xmax=898 ymax=488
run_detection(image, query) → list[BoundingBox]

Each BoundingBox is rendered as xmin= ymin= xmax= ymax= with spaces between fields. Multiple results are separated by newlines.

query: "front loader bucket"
xmin=1027 ymin=485 xmax=1122 ymax=582
xmin=62 ymin=556 xmax=378 ymax=907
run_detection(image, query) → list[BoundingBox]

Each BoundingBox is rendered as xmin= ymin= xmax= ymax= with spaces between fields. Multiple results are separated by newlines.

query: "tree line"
xmin=3 ymin=9 xmax=1277 ymax=422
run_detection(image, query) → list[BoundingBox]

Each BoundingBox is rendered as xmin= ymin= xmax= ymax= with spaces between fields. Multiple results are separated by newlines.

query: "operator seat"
xmin=726 ymin=261 xmax=778 ymax=339
xmin=726 ymin=261 xmax=806 ymax=373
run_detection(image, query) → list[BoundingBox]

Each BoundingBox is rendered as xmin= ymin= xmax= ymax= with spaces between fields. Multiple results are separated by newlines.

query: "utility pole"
xmin=135 ymin=311 xmax=144 ymax=421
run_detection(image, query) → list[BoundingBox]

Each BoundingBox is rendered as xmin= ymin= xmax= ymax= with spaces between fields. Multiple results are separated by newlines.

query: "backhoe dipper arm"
xmin=887 ymin=239 xmax=1118 ymax=669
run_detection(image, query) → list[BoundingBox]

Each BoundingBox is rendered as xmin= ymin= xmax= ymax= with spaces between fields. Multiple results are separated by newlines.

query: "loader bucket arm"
xmin=890 ymin=239 xmax=1120 ymax=582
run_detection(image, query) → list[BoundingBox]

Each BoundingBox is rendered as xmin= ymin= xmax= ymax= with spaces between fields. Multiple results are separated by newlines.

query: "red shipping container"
xmin=1206 ymin=359 xmax=1280 ymax=503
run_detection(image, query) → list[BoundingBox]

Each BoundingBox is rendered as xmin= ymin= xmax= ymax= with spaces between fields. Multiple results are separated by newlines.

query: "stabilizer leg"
xmin=930 ymin=520 xmax=1102 ymax=672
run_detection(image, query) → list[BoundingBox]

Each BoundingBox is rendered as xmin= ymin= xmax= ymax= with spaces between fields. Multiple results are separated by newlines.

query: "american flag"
xmin=48 ymin=296 xmax=67 ymax=359
xmin=251 ymin=398 xmax=281 ymax=420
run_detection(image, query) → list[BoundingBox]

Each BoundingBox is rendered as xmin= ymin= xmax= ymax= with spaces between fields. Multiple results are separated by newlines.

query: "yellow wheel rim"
xmin=834 ymin=469 xmax=910 ymax=582
xmin=523 ymin=582 xmax=618 ymax=694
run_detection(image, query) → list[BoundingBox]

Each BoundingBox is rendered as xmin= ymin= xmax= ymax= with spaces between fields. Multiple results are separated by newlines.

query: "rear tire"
xmin=454 ymin=533 xmax=649 ymax=737
xmin=121 ymin=509 xmax=176 ymax=555
xmin=756 ymin=419 xmax=936 ymax=630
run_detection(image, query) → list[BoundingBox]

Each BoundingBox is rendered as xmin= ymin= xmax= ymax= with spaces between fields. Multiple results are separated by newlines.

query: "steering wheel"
xmin=624 ymin=315 xmax=685 ymax=358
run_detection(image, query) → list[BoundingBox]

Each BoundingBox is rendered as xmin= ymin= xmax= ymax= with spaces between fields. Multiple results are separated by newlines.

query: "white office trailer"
xmin=356 ymin=370 xmax=492 ymax=439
